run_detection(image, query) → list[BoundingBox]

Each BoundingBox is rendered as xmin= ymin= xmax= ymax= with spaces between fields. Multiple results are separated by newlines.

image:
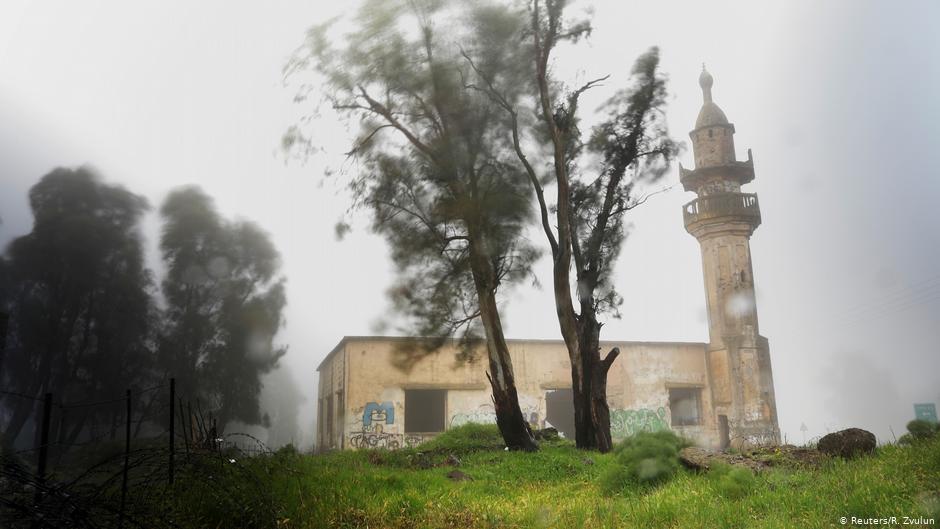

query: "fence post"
xmin=119 ymin=389 xmax=131 ymax=529
xmin=34 ymin=392 xmax=53 ymax=507
xmin=0 ymin=310 xmax=8 ymax=351
xmin=0 ymin=312 xmax=7 ymax=408
xmin=187 ymin=402 xmax=194 ymax=447
xmin=179 ymin=398 xmax=190 ymax=457
xmin=168 ymin=378 xmax=175 ymax=485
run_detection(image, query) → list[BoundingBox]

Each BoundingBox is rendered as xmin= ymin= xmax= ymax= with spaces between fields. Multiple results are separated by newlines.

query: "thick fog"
xmin=1 ymin=0 xmax=938 ymax=448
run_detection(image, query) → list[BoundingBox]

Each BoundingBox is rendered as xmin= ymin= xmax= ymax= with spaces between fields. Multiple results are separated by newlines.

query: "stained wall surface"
xmin=316 ymin=337 xmax=720 ymax=450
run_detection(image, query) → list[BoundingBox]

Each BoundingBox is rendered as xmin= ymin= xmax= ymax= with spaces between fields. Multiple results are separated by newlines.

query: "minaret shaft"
xmin=681 ymin=67 xmax=780 ymax=448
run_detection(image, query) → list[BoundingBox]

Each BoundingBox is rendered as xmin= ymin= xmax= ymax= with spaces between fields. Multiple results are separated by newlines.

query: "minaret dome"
xmin=695 ymin=65 xmax=729 ymax=129
xmin=699 ymin=65 xmax=714 ymax=101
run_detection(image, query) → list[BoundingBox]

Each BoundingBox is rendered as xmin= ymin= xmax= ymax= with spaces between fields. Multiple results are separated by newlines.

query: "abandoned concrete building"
xmin=316 ymin=68 xmax=780 ymax=451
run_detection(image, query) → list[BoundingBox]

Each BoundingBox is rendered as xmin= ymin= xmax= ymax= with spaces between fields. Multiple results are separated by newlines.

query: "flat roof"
xmin=315 ymin=335 xmax=708 ymax=372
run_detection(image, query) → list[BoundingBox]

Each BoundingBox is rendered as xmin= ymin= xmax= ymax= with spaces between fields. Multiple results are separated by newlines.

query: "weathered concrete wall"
xmin=316 ymin=342 xmax=346 ymax=450
xmin=609 ymin=341 xmax=717 ymax=446
xmin=319 ymin=337 xmax=722 ymax=449
xmin=698 ymin=234 xmax=760 ymax=345
xmin=691 ymin=124 xmax=736 ymax=169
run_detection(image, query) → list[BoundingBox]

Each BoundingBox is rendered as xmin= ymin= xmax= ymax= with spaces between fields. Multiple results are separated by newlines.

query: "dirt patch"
xmin=754 ymin=445 xmax=830 ymax=469
xmin=680 ymin=445 xmax=830 ymax=473
xmin=680 ymin=447 xmax=768 ymax=473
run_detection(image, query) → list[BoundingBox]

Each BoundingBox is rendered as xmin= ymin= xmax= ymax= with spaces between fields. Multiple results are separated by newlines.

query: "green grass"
xmin=170 ymin=426 xmax=940 ymax=529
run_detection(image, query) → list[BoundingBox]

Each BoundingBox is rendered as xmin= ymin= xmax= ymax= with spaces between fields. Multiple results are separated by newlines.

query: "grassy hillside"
xmin=175 ymin=424 xmax=940 ymax=529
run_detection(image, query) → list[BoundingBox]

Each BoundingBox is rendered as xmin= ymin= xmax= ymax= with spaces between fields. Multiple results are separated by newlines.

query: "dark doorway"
xmin=545 ymin=389 xmax=575 ymax=439
xmin=405 ymin=389 xmax=446 ymax=433
xmin=718 ymin=414 xmax=730 ymax=450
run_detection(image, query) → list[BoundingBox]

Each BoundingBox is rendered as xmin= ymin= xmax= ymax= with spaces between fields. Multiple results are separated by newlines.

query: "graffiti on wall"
xmin=347 ymin=400 xmax=436 ymax=449
xmin=610 ymin=407 xmax=669 ymax=438
xmin=347 ymin=398 xmax=547 ymax=449
xmin=450 ymin=409 xmax=497 ymax=428
xmin=348 ymin=432 xmax=430 ymax=450
xmin=363 ymin=401 xmax=394 ymax=427
xmin=449 ymin=405 xmax=542 ymax=430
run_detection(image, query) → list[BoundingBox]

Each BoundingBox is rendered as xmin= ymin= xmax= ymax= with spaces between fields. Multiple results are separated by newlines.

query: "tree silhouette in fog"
xmin=158 ymin=187 xmax=286 ymax=428
xmin=0 ymin=167 xmax=156 ymax=447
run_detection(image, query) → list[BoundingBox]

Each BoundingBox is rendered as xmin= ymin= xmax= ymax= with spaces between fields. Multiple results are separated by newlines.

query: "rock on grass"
xmin=817 ymin=428 xmax=876 ymax=459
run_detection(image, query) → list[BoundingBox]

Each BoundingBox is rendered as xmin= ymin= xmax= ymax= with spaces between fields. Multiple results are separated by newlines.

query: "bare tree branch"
xmin=345 ymin=124 xmax=396 ymax=156
xmin=356 ymin=86 xmax=441 ymax=164
xmin=620 ymin=184 xmax=674 ymax=213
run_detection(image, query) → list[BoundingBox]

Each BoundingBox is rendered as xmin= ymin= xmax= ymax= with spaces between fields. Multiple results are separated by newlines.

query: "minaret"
xmin=680 ymin=66 xmax=779 ymax=448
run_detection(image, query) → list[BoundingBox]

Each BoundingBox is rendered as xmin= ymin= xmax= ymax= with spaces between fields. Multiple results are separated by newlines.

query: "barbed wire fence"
xmin=0 ymin=378 xmax=281 ymax=529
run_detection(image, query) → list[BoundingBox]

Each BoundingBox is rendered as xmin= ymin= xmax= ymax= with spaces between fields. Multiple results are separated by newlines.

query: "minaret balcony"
xmin=679 ymin=151 xmax=755 ymax=192
xmin=683 ymin=192 xmax=761 ymax=233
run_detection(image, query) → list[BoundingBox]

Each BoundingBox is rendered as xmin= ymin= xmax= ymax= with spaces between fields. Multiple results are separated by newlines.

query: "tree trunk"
xmin=468 ymin=233 xmax=538 ymax=451
xmin=133 ymin=386 xmax=161 ymax=439
xmin=65 ymin=410 xmax=89 ymax=447
xmin=531 ymin=3 xmax=610 ymax=452
xmin=552 ymin=261 xmax=589 ymax=449
xmin=0 ymin=310 xmax=8 ymax=380
xmin=2 ymin=375 xmax=46 ymax=447
xmin=3 ymin=397 xmax=37 ymax=447
xmin=477 ymin=289 xmax=537 ymax=451
xmin=573 ymin=307 xmax=619 ymax=453
xmin=4 ymin=308 xmax=73 ymax=446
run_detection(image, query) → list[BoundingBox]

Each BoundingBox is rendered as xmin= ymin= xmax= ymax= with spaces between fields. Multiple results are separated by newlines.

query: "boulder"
xmin=817 ymin=428 xmax=876 ymax=459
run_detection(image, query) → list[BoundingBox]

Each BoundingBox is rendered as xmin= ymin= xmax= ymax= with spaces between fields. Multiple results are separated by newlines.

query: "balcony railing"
xmin=683 ymin=192 xmax=761 ymax=228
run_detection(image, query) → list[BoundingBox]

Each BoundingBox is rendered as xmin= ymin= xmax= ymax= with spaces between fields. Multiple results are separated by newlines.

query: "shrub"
xmin=418 ymin=423 xmax=505 ymax=455
xmin=600 ymin=430 xmax=690 ymax=493
xmin=165 ymin=451 xmax=290 ymax=529
xmin=708 ymin=462 xmax=756 ymax=499
xmin=275 ymin=443 xmax=298 ymax=457
xmin=906 ymin=420 xmax=939 ymax=440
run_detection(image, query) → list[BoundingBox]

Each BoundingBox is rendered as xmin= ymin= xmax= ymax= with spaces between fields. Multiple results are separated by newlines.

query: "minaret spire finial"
xmin=699 ymin=64 xmax=714 ymax=104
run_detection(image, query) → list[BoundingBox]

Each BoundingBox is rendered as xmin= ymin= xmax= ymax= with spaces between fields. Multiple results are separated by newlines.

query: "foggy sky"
xmin=1 ymin=0 xmax=938 ymax=447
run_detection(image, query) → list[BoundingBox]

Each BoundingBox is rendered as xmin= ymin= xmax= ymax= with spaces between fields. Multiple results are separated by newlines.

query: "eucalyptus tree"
xmin=529 ymin=3 xmax=677 ymax=452
xmin=0 ymin=167 xmax=157 ymax=446
xmin=159 ymin=187 xmax=287 ymax=429
xmin=287 ymin=0 xmax=541 ymax=449
xmin=466 ymin=0 xmax=678 ymax=451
